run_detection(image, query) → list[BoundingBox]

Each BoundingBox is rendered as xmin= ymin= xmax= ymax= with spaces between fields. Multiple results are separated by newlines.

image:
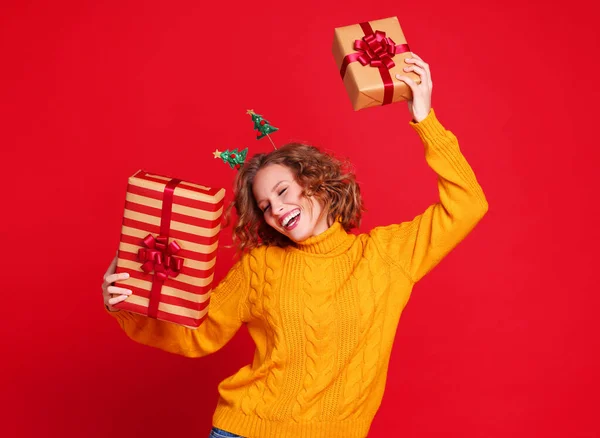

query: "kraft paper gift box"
xmin=113 ymin=170 xmax=225 ymax=329
xmin=332 ymin=16 xmax=421 ymax=111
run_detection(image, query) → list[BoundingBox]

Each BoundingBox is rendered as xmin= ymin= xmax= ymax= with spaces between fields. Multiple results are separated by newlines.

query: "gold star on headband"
xmin=246 ymin=109 xmax=255 ymax=115
xmin=212 ymin=149 xmax=222 ymax=159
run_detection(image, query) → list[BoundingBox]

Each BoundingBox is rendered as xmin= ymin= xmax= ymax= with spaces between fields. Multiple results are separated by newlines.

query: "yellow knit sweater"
xmin=108 ymin=109 xmax=488 ymax=438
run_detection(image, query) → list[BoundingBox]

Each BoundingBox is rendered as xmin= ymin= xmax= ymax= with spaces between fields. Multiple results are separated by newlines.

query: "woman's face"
xmin=253 ymin=164 xmax=329 ymax=243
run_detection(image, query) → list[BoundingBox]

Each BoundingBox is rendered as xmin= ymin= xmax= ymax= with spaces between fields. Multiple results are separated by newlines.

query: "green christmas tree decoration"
xmin=247 ymin=109 xmax=278 ymax=148
xmin=213 ymin=148 xmax=248 ymax=170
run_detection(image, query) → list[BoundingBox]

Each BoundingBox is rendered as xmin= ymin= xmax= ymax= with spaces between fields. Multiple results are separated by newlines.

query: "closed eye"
xmin=261 ymin=187 xmax=287 ymax=213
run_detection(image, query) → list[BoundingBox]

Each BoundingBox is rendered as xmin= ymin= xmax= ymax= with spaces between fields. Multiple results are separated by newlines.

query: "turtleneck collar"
xmin=292 ymin=220 xmax=354 ymax=256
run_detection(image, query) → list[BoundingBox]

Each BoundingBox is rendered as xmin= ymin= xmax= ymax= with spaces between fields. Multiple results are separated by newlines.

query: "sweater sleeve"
xmin=370 ymin=108 xmax=489 ymax=283
xmin=106 ymin=256 xmax=249 ymax=358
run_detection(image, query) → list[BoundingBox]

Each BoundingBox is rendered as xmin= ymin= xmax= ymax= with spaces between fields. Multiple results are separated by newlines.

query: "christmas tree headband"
xmin=213 ymin=109 xmax=279 ymax=170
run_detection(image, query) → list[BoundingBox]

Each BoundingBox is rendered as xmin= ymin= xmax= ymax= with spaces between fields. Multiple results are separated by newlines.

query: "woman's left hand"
xmin=395 ymin=53 xmax=432 ymax=123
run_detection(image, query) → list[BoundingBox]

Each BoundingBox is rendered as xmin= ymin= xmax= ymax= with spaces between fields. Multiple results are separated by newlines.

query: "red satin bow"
xmin=138 ymin=234 xmax=184 ymax=280
xmin=354 ymin=30 xmax=401 ymax=70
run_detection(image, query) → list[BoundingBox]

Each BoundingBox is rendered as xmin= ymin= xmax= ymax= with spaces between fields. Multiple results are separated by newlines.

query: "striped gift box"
xmin=113 ymin=170 xmax=225 ymax=328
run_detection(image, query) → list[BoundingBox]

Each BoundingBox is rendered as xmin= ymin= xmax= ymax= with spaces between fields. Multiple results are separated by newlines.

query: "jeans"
xmin=209 ymin=427 xmax=243 ymax=438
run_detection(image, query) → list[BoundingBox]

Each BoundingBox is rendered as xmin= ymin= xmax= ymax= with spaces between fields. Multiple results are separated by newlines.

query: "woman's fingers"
xmin=404 ymin=57 xmax=428 ymax=70
xmin=404 ymin=54 xmax=432 ymax=86
xmin=102 ymin=253 xmax=131 ymax=309
xmin=402 ymin=65 xmax=426 ymax=81
xmin=107 ymin=285 xmax=132 ymax=296
xmin=108 ymin=294 xmax=130 ymax=306
xmin=395 ymin=74 xmax=418 ymax=95
xmin=104 ymin=272 xmax=130 ymax=287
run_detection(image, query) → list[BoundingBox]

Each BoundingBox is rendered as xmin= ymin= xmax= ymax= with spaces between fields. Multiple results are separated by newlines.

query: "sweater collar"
xmin=293 ymin=220 xmax=354 ymax=255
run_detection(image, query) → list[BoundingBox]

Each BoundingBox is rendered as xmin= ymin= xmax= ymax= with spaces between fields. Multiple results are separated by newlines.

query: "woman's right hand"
xmin=102 ymin=252 xmax=132 ymax=311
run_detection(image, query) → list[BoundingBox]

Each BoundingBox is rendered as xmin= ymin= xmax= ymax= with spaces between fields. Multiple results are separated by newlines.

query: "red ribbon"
xmin=138 ymin=234 xmax=183 ymax=280
xmin=340 ymin=22 xmax=411 ymax=105
xmin=138 ymin=178 xmax=183 ymax=319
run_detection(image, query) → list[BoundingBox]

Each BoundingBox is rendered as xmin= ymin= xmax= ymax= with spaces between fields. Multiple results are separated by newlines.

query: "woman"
xmin=102 ymin=54 xmax=488 ymax=438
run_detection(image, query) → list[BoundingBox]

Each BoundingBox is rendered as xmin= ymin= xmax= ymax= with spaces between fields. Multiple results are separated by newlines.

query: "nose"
xmin=271 ymin=200 xmax=284 ymax=215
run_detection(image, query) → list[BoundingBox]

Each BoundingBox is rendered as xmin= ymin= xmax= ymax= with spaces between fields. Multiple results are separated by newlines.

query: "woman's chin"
xmin=287 ymin=233 xmax=304 ymax=243
xmin=286 ymin=228 xmax=309 ymax=243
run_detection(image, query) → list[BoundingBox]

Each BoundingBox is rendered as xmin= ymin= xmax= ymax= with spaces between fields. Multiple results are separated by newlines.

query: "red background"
xmin=1 ymin=0 xmax=598 ymax=437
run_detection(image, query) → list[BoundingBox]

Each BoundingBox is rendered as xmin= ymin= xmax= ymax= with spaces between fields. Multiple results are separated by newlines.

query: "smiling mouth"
xmin=281 ymin=209 xmax=301 ymax=230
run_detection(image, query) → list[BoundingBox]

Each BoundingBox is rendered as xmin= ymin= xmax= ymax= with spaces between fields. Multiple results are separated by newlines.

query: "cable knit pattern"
xmin=107 ymin=108 xmax=488 ymax=438
xmin=340 ymin=244 xmax=382 ymax=420
xmin=354 ymin=248 xmax=390 ymax=416
xmin=292 ymin=257 xmax=336 ymax=421
xmin=255 ymin=246 xmax=285 ymax=418
xmin=240 ymin=250 xmax=268 ymax=417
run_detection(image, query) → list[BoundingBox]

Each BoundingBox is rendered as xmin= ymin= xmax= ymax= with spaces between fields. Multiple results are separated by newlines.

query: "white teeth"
xmin=282 ymin=210 xmax=300 ymax=227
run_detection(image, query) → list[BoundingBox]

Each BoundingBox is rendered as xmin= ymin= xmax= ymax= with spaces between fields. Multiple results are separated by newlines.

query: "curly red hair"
xmin=225 ymin=142 xmax=363 ymax=253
